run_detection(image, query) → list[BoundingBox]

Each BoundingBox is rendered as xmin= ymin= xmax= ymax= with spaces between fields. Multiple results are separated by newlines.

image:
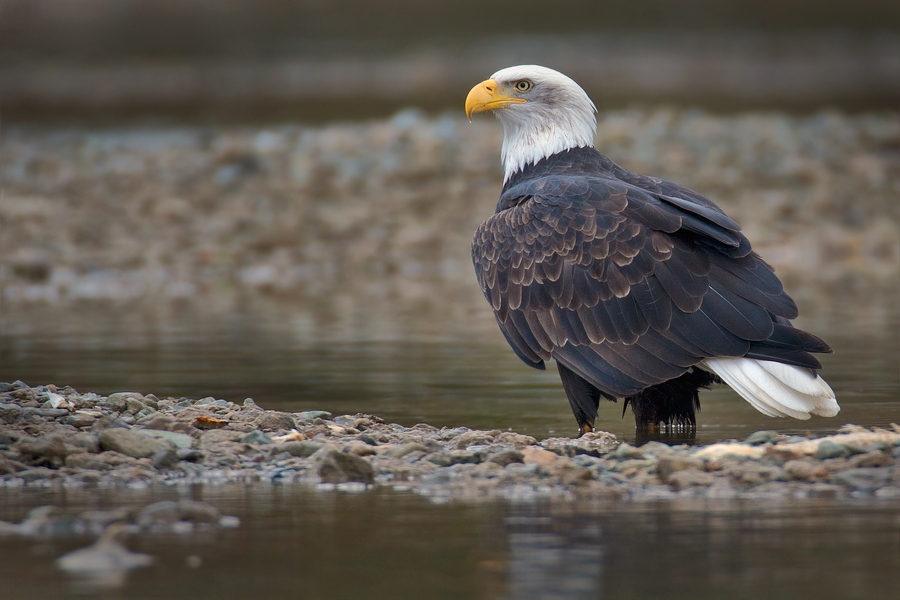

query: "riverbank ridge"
xmin=2 ymin=381 xmax=899 ymax=503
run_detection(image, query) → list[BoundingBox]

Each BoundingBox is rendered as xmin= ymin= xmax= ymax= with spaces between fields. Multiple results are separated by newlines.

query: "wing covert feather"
xmin=474 ymin=162 xmax=819 ymax=396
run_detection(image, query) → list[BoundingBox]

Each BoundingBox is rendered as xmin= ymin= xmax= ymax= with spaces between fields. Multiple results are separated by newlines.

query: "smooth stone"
xmin=176 ymin=448 xmax=205 ymax=462
xmin=874 ymin=487 xmax=900 ymax=499
xmin=612 ymin=459 xmax=654 ymax=473
xmin=0 ymin=456 xmax=27 ymax=475
xmin=141 ymin=430 xmax=192 ymax=449
xmin=106 ymin=392 xmax=144 ymax=413
xmin=667 ymin=469 xmax=716 ymax=491
xmin=253 ymin=412 xmax=296 ymax=432
xmin=66 ymin=413 xmax=96 ymax=428
xmin=151 ymin=448 xmax=181 ymax=470
xmin=135 ymin=413 xmax=175 ymax=431
xmin=68 ymin=433 xmax=101 ymax=454
xmin=832 ymin=468 xmax=891 ymax=491
xmin=315 ymin=447 xmax=375 ymax=484
xmin=99 ymin=428 xmax=176 ymax=459
xmin=296 ymin=410 xmax=333 ymax=422
xmin=783 ymin=459 xmax=827 ymax=481
xmin=657 ymin=455 xmax=702 ymax=479
xmin=488 ymin=449 xmax=525 ymax=467
xmin=65 ymin=454 xmax=115 ymax=471
xmin=199 ymin=430 xmax=242 ymax=445
xmin=446 ymin=449 xmax=484 ymax=465
xmin=638 ymin=441 xmax=675 ymax=456
xmin=343 ymin=441 xmax=377 ymax=456
xmin=125 ymin=398 xmax=147 ymax=415
xmin=17 ymin=434 xmax=71 ymax=459
xmin=806 ymin=483 xmax=844 ymax=499
xmin=239 ymin=430 xmax=272 ymax=445
xmin=746 ymin=430 xmax=779 ymax=445
xmin=614 ymin=443 xmax=645 ymax=460
xmin=385 ymin=442 xmax=429 ymax=458
xmin=16 ymin=468 xmax=62 ymax=482
xmin=0 ymin=402 xmax=23 ymax=416
xmin=274 ymin=441 xmax=322 ymax=458
xmin=25 ymin=407 xmax=69 ymax=418
xmin=816 ymin=440 xmax=851 ymax=460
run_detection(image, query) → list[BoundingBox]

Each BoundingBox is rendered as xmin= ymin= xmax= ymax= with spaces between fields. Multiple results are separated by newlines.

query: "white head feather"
xmin=488 ymin=65 xmax=597 ymax=182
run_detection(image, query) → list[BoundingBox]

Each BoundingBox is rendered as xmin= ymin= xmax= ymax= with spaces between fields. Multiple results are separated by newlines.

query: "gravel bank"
xmin=3 ymin=109 xmax=897 ymax=340
xmin=3 ymin=381 xmax=899 ymax=503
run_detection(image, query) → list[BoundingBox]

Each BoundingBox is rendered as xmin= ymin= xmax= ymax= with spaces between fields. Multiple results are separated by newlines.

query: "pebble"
xmin=296 ymin=411 xmax=333 ymax=422
xmin=832 ymin=468 xmax=891 ymax=491
xmin=656 ymin=455 xmax=703 ymax=479
xmin=176 ymin=448 xmax=205 ymax=462
xmin=315 ymin=447 xmax=375 ymax=484
xmin=253 ymin=412 xmax=296 ymax=432
xmin=1 ymin=382 xmax=899 ymax=504
xmin=151 ymin=448 xmax=181 ymax=470
xmin=746 ymin=430 xmax=779 ymax=445
xmin=142 ymin=430 xmax=193 ymax=449
xmin=98 ymin=428 xmax=176 ymax=460
xmin=487 ymin=449 xmax=525 ymax=467
xmin=816 ymin=440 xmax=851 ymax=460
xmin=275 ymin=441 xmax=322 ymax=458
xmin=385 ymin=442 xmax=430 ymax=458
xmin=613 ymin=443 xmax=645 ymax=460
xmin=240 ymin=430 xmax=273 ymax=445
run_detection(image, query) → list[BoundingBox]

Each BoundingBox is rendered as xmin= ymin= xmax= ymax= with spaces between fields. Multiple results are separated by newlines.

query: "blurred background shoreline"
xmin=2 ymin=1 xmax=899 ymax=125
xmin=0 ymin=0 xmax=897 ymax=432
xmin=3 ymin=31 xmax=899 ymax=125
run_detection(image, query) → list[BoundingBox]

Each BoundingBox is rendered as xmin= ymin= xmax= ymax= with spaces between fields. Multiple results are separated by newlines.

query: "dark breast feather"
xmin=472 ymin=147 xmax=826 ymax=398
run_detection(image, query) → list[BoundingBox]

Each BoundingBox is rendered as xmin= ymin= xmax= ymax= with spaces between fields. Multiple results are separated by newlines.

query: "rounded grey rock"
xmin=98 ymin=428 xmax=176 ymax=459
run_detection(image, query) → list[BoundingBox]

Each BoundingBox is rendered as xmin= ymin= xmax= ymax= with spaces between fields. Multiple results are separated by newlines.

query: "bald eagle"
xmin=466 ymin=65 xmax=839 ymax=435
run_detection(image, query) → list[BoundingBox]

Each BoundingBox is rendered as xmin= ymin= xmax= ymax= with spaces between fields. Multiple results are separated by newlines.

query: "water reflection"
xmin=56 ymin=523 xmax=154 ymax=593
xmin=503 ymin=514 xmax=603 ymax=600
xmin=2 ymin=486 xmax=899 ymax=600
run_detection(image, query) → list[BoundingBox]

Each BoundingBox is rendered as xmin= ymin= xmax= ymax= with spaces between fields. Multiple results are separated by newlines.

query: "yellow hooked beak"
xmin=465 ymin=78 xmax=526 ymax=121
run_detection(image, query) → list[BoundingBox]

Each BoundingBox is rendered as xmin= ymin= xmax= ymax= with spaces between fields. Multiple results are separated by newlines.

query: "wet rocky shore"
xmin=3 ymin=381 xmax=899 ymax=504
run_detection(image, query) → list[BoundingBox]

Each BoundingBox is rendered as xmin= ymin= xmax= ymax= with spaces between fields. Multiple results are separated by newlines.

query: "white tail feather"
xmin=701 ymin=357 xmax=839 ymax=420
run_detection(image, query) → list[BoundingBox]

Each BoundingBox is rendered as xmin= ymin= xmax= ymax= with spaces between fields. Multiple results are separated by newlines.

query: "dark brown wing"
xmin=472 ymin=174 xmax=827 ymax=398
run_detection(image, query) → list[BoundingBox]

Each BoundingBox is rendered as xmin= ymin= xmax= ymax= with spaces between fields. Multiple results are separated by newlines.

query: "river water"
xmin=2 ymin=283 xmax=898 ymax=600
xmin=1 ymin=304 xmax=897 ymax=445
xmin=1 ymin=485 xmax=899 ymax=599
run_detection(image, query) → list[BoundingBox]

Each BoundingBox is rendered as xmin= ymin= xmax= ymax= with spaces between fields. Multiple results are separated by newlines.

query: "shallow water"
xmin=1 ymin=486 xmax=899 ymax=600
xmin=1 ymin=304 xmax=898 ymax=597
xmin=0 ymin=305 xmax=897 ymax=445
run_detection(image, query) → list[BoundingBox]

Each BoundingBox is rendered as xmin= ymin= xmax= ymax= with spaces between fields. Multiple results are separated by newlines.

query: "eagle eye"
xmin=514 ymin=80 xmax=533 ymax=92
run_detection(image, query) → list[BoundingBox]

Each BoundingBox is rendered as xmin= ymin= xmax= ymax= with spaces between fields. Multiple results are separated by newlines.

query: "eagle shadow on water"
xmin=466 ymin=65 xmax=839 ymax=440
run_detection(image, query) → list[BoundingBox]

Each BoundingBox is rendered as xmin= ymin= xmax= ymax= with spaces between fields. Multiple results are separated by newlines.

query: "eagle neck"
xmin=498 ymin=108 xmax=596 ymax=184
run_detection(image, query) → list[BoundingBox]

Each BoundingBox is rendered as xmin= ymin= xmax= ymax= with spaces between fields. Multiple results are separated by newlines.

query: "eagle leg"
xmin=557 ymin=362 xmax=614 ymax=437
xmin=625 ymin=368 xmax=718 ymax=430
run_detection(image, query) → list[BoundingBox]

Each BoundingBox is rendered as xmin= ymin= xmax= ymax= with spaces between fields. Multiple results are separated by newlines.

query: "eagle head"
xmin=466 ymin=65 xmax=597 ymax=182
